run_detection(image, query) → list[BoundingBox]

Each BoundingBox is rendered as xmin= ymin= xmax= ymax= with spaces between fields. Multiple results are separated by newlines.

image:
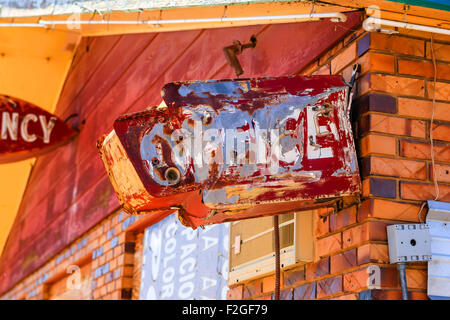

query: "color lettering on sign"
xmin=140 ymin=214 xmax=229 ymax=300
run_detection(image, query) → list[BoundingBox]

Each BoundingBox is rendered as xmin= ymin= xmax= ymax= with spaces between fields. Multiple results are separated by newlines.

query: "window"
xmin=229 ymin=211 xmax=314 ymax=283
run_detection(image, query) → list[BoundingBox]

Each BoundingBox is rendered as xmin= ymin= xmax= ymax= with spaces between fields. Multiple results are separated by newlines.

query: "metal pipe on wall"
xmin=38 ymin=12 xmax=348 ymax=26
xmin=363 ymin=16 xmax=450 ymax=35
xmin=0 ymin=12 xmax=347 ymax=28
xmin=397 ymin=262 xmax=409 ymax=300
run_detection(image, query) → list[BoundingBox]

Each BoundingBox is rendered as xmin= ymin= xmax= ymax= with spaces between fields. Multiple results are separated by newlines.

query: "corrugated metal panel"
xmin=139 ymin=213 xmax=229 ymax=300
xmin=426 ymin=200 xmax=450 ymax=300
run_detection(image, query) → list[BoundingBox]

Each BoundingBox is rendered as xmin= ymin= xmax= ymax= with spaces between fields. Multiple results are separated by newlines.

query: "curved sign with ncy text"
xmin=0 ymin=95 xmax=77 ymax=163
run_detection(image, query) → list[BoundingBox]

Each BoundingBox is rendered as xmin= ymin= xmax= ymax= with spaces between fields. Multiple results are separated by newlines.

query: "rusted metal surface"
xmin=223 ymin=35 xmax=257 ymax=76
xmin=99 ymin=75 xmax=361 ymax=228
xmin=0 ymin=95 xmax=77 ymax=163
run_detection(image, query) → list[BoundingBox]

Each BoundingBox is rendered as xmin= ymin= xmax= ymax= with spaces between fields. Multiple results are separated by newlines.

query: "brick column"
xmin=91 ymin=213 xmax=137 ymax=300
xmin=230 ymin=26 xmax=450 ymax=300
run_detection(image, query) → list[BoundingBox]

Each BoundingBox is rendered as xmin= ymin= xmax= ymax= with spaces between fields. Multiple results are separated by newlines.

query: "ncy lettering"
xmin=1 ymin=112 xmax=56 ymax=143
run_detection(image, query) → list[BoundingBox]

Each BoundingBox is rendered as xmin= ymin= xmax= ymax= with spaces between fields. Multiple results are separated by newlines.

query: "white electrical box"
xmin=387 ymin=223 xmax=432 ymax=263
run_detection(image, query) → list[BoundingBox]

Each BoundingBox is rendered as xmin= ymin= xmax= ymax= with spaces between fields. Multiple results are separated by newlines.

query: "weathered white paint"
xmin=20 ymin=114 xmax=38 ymax=142
xmin=140 ymin=214 xmax=229 ymax=300
xmin=0 ymin=112 xmax=56 ymax=144
xmin=1 ymin=112 xmax=19 ymax=141
xmin=306 ymin=107 xmax=333 ymax=160
xmin=39 ymin=115 xmax=57 ymax=144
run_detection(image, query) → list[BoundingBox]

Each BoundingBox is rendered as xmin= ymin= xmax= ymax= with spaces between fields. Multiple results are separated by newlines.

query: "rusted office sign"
xmin=0 ymin=95 xmax=77 ymax=163
xmin=98 ymin=76 xmax=361 ymax=228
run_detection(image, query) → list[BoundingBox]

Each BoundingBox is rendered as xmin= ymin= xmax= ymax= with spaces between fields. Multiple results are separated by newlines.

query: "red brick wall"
xmin=227 ymin=28 xmax=450 ymax=300
xmin=0 ymin=209 xmax=159 ymax=300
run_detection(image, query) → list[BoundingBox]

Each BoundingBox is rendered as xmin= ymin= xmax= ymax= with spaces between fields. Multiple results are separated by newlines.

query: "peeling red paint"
xmin=99 ymin=75 xmax=361 ymax=228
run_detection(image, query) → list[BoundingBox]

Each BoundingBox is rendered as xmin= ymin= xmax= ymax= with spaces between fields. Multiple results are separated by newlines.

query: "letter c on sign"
xmin=21 ymin=114 xmax=38 ymax=142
